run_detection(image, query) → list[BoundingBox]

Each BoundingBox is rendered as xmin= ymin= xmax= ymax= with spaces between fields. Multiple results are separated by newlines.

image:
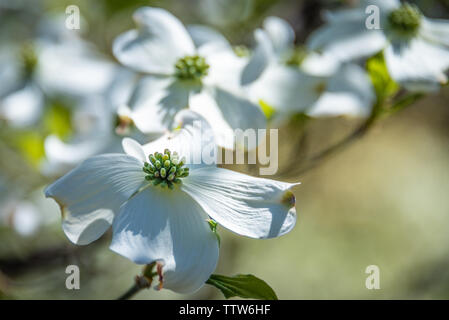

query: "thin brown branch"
xmin=117 ymin=282 xmax=142 ymax=300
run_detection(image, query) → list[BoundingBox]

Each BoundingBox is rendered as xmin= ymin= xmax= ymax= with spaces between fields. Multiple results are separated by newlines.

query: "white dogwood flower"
xmin=41 ymin=69 xmax=139 ymax=176
xmin=0 ymin=36 xmax=117 ymax=129
xmin=113 ymin=7 xmax=266 ymax=149
xmin=44 ymin=110 xmax=297 ymax=293
xmin=241 ymin=17 xmax=326 ymax=118
xmin=0 ymin=17 xmax=137 ymax=175
xmin=308 ymin=0 xmax=449 ymax=92
xmin=242 ymin=17 xmax=375 ymax=118
xmin=41 ymin=95 xmax=118 ymax=176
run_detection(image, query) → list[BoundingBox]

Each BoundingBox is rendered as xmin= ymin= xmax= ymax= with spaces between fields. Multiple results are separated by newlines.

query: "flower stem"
xmin=291 ymin=110 xmax=378 ymax=176
xmin=117 ymin=268 xmax=158 ymax=300
xmin=118 ymin=282 xmax=142 ymax=300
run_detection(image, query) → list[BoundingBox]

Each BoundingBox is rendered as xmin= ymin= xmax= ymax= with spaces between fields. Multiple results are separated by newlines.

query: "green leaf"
xmin=142 ymin=262 xmax=157 ymax=279
xmin=366 ymin=51 xmax=399 ymax=103
xmin=206 ymin=274 xmax=278 ymax=300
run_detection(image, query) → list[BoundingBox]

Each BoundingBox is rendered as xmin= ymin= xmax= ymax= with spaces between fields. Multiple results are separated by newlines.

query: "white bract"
xmin=300 ymin=52 xmax=376 ymax=118
xmin=113 ymin=7 xmax=266 ymax=150
xmin=308 ymin=0 xmax=449 ymax=92
xmin=241 ymin=16 xmax=375 ymax=119
xmin=45 ymin=110 xmax=297 ymax=294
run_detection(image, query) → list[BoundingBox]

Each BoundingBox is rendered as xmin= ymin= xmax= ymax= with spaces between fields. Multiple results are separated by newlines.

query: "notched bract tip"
xmin=281 ymin=190 xmax=296 ymax=208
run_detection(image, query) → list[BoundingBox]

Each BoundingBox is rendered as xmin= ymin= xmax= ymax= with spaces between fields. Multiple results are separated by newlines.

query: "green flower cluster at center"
xmin=175 ymin=55 xmax=209 ymax=80
xmin=388 ymin=4 xmax=421 ymax=36
xmin=143 ymin=149 xmax=189 ymax=189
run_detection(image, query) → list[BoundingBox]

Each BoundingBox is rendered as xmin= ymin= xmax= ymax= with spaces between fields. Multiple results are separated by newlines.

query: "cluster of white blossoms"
xmin=41 ymin=2 xmax=449 ymax=294
xmin=241 ymin=16 xmax=376 ymax=119
xmin=0 ymin=16 xmax=133 ymax=177
xmin=0 ymin=0 xmax=445 ymax=295
xmin=112 ymin=7 xmax=267 ymax=150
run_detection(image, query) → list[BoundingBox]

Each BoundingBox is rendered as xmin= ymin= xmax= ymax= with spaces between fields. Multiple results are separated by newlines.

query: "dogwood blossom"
xmin=41 ymin=69 xmax=140 ymax=176
xmin=242 ymin=16 xmax=375 ymax=118
xmin=241 ymin=16 xmax=325 ymax=114
xmin=41 ymin=96 xmax=117 ymax=176
xmin=113 ymin=6 xmax=266 ymax=149
xmin=45 ymin=110 xmax=297 ymax=293
xmin=308 ymin=0 xmax=449 ymax=92
xmin=0 ymin=35 xmax=117 ymax=129
xmin=0 ymin=19 xmax=138 ymax=175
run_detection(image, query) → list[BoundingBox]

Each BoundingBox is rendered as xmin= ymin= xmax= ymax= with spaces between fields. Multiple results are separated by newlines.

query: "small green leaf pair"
xmin=206 ymin=274 xmax=278 ymax=300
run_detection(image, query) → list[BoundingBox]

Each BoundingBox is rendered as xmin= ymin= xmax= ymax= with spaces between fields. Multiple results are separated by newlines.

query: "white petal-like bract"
xmin=142 ymin=109 xmax=217 ymax=167
xmin=113 ymin=7 xmax=195 ymax=75
xmin=45 ymin=154 xmax=145 ymax=245
xmin=128 ymin=76 xmax=193 ymax=134
xmin=263 ymin=16 xmax=295 ymax=57
xmin=385 ymin=38 xmax=449 ymax=91
xmin=307 ymin=64 xmax=375 ymax=117
xmin=249 ymin=64 xmax=325 ymax=113
xmin=110 ymin=188 xmax=219 ymax=293
xmin=241 ymin=29 xmax=273 ymax=86
xmin=182 ymin=166 xmax=298 ymax=239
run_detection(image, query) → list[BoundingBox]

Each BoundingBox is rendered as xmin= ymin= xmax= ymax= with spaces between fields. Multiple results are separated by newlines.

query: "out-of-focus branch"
xmin=278 ymin=92 xmax=424 ymax=179
xmin=0 ymin=236 xmax=107 ymax=277
xmin=0 ymin=245 xmax=76 ymax=276
xmin=117 ymin=282 xmax=144 ymax=300
xmin=278 ymin=111 xmax=378 ymax=179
